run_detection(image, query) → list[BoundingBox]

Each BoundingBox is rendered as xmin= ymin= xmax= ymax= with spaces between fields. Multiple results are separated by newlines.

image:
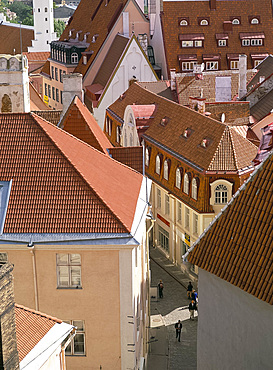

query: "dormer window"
xmin=192 ymin=178 xmax=198 ymax=200
xmin=200 ymin=19 xmax=209 ymax=26
xmin=218 ymin=39 xmax=226 ymax=47
xmin=183 ymin=129 xmax=189 ymax=138
xmin=251 ymin=17 xmax=259 ymax=24
xmin=215 ymin=184 xmax=228 ymax=204
xmin=69 ymin=30 xmax=72 ymax=37
xmin=155 ymin=154 xmax=162 ymax=175
xmin=71 ymin=52 xmax=78 ymax=64
xmin=145 ymin=147 xmax=150 ymax=167
xmin=176 ymin=167 xmax=183 ymax=189
xmin=183 ymin=173 xmax=190 ymax=195
xmin=163 ymin=159 xmax=171 ymax=181
xmin=201 ymin=138 xmax=209 ymax=148
xmin=180 ymin=20 xmax=188 ymax=26
xmin=160 ymin=117 xmax=169 ymax=127
xmin=232 ymin=18 xmax=240 ymax=25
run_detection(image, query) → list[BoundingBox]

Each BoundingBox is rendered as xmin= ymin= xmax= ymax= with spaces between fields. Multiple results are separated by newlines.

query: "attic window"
xmin=232 ymin=18 xmax=240 ymax=25
xmin=251 ymin=18 xmax=259 ymax=24
xmin=160 ymin=117 xmax=170 ymax=127
xmin=201 ymin=139 xmax=209 ymax=148
xmin=92 ymin=34 xmax=99 ymax=43
xmin=180 ymin=20 xmax=188 ymax=26
xmin=182 ymin=127 xmax=193 ymax=138
xmin=200 ymin=19 xmax=209 ymax=26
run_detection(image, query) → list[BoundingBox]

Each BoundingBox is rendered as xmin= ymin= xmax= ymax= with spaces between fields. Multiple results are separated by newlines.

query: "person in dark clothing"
xmin=158 ymin=280 xmax=164 ymax=298
xmin=189 ymin=300 xmax=197 ymax=320
xmin=191 ymin=290 xmax=198 ymax=302
xmin=187 ymin=281 xmax=193 ymax=299
xmin=175 ymin=320 xmax=183 ymax=341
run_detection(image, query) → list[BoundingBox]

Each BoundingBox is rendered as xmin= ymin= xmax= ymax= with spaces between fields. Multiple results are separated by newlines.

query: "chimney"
xmin=238 ymin=54 xmax=247 ymax=99
xmin=209 ymin=0 xmax=216 ymax=10
xmin=189 ymin=97 xmax=206 ymax=113
xmin=62 ymin=73 xmax=84 ymax=118
xmin=170 ymin=69 xmax=176 ymax=91
xmin=223 ymin=21 xmax=232 ymax=32
xmin=0 ymin=263 xmax=20 ymax=369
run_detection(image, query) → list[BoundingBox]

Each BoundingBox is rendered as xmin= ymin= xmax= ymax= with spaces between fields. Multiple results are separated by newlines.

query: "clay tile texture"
xmin=0 ymin=25 xmax=34 ymax=54
xmin=0 ymin=113 xmax=143 ymax=234
xmin=188 ymin=151 xmax=273 ymax=305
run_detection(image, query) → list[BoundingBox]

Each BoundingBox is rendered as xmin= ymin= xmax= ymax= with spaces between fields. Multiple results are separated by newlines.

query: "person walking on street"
xmin=158 ymin=279 xmax=164 ymax=298
xmin=191 ymin=289 xmax=198 ymax=302
xmin=187 ymin=281 xmax=193 ymax=299
xmin=189 ymin=300 xmax=197 ymax=320
xmin=175 ymin=320 xmax=183 ymax=342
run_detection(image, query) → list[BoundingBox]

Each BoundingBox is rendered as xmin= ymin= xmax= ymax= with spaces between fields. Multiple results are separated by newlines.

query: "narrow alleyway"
xmin=147 ymin=248 xmax=197 ymax=370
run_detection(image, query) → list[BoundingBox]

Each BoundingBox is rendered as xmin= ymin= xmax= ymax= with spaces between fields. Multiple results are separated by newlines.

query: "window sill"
xmin=57 ymin=286 xmax=82 ymax=290
xmin=65 ymin=354 xmax=86 ymax=357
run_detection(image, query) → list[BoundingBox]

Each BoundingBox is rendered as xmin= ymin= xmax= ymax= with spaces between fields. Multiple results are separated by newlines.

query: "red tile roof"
xmin=60 ymin=96 xmax=112 ymax=154
xmin=15 ymin=304 xmax=61 ymax=362
xmin=23 ymin=52 xmax=50 ymax=62
xmin=0 ymin=113 xmax=143 ymax=233
xmin=188 ymin=151 xmax=273 ymax=305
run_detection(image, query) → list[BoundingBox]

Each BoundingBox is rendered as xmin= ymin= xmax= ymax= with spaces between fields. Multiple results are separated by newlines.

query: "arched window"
xmin=45 ymin=7 xmax=48 ymax=12
xmin=163 ymin=159 xmax=170 ymax=180
xmin=71 ymin=52 xmax=78 ymax=64
xmin=192 ymin=178 xmax=198 ymax=200
xmin=176 ymin=168 xmax=182 ymax=189
xmin=200 ymin=19 xmax=208 ymax=25
xmin=116 ymin=126 xmax=121 ymax=144
xmin=180 ymin=19 xmax=188 ymax=26
xmin=156 ymin=154 xmax=162 ymax=175
xmin=251 ymin=18 xmax=259 ymax=24
xmin=183 ymin=173 xmax=189 ymax=194
xmin=232 ymin=18 xmax=240 ymax=25
xmin=215 ymin=184 xmax=228 ymax=204
xmin=145 ymin=147 xmax=150 ymax=167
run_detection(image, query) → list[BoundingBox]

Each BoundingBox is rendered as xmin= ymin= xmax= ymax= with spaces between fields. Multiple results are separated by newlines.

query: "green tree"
xmin=8 ymin=2 xmax=33 ymax=25
xmin=54 ymin=19 xmax=66 ymax=38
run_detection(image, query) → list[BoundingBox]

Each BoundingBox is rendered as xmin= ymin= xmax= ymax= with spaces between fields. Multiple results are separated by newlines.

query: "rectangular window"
xmin=158 ymin=225 xmax=169 ymax=252
xmin=251 ymin=38 xmax=262 ymax=46
xmin=194 ymin=40 xmax=202 ymax=47
xmin=165 ymin=194 xmax=170 ymax=215
xmin=65 ymin=320 xmax=85 ymax=355
xmin=61 ymin=90 xmax=63 ymax=104
xmin=182 ymin=61 xmax=197 ymax=71
xmin=230 ymin=61 xmax=238 ymax=69
xmin=206 ymin=61 xmax=218 ymax=70
xmin=52 ymin=87 xmax=55 ymax=100
xmin=185 ymin=207 xmax=190 ymax=229
xmin=193 ymin=214 xmax=198 ymax=234
xmin=56 ymin=88 xmax=59 ymax=102
xmin=55 ymin=67 xmax=58 ymax=81
xmin=157 ymin=188 xmax=161 ymax=209
xmin=177 ymin=202 xmax=182 ymax=223
xmin=180 ymin=239 xmax=187 ymax=257
xmin=51 ymin=66 xmax=54 ymax=79
xmin=56 ymin=253 xmax=81 ymax=288
xmin=254 ymin=60 xmax=262 ymax=67
xmin=242 ymin=39 xmax=250 ymax=46
xmin=45 ymin=83 xmax=48 ymax=96
xmin=48 ymin=85 xmax=51 ymax=98
xmin=182 ymin=40 xmax=193 ymax=47
xmin=218 ymin=39 xmax=226 ymax=46
xmin=60 ymin=70 xmax=63 ymax=83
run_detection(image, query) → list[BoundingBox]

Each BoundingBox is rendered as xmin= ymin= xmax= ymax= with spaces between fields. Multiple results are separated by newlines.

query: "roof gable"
xmin=188 ymin=151 xmax=273 ymax=305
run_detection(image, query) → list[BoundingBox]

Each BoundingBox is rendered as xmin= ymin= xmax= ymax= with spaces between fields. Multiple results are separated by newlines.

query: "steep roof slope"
xmin=188 ymin=151 xmax=273 ymax=305
xmin=60 ymin=96 xmax=112 ymax=153
xmin=0 ymin=113 xmax=142 ymax=233
xmin=0 ymin=24 xmax=34 ymax=54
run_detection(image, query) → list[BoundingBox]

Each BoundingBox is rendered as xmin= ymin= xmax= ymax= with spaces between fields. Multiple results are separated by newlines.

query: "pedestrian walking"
xmin=191 ymin=289 xmax=198 ymax=302
xmin=175 ymin=320 xmax=183 ymax=342
xmin=158 ymin=279 xmax=164 ymax=298
xmin=187 ymin=281 xmax=193 ymax=299
xmin=189 ymin=300 xmax=197 ymax=320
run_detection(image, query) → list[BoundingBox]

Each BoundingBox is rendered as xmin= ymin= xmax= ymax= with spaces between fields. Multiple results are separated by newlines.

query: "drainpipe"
xmin=28 ymin=242 xmax=39 ymax=311
xmin=146 ymin=215 xmax=155 ymax=353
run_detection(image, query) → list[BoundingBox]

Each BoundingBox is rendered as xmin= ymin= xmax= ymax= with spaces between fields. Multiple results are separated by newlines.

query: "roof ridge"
xmin=226 ymin=125 xmax=238 ymax=169
xmin=15 ymin=304 xmax=62 ymax=323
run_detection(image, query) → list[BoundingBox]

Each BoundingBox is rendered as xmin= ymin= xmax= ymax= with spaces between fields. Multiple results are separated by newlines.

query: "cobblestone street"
xmin=147 ymin=248 xmax=197 ymax=370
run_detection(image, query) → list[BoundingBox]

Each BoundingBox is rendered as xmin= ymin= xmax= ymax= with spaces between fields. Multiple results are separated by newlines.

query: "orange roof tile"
xmin=60 ymin=96 xmax=112 ymax=154
xmin=23 ymin=52 xmax=50 ymax=62
xmin=0 ymin=113 xmax=143 ymax=233
xmin=15 ymin=304 xmax=61 ymax=362
xmin=188 ymin=151 xmax=273 ymax=305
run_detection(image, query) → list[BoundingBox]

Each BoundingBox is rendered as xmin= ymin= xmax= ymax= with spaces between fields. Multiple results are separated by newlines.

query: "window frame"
xmin=215 ymin=184 xmax=228 ymax=204
xmin=183 ymin=173 xmax=190 ymax=195
xmin=71 ymin=52 xmax=78 ymax=64
xmin=65 ymin=320 xmax=85 ymax=356
xmin=182 ymin=40 xmax=194 ymax=47
xmin=155 ymin=154 xmax=162 ymax=175
xmin=163 ymin=159 xmax=170 ymax=181
xmin=158 ymin=225 xmax=169 ymax=252
xmin=175 ymin=167 xmax=182 ymax=189
xmin=56 ymin=253 xmax=82 ymax=289
xmin=165 ymin=194 xmax=170 ymax=215
xmin=218 ymin=39 xmax=227 ymax=47
xmin=193 ymin=213 xmax=198 ymax=234
xmin=192 ymin=178 xmax=198 ymax=200
xmin=181 ymin=61 xmax=197 ymax=71
xmin=157 ymin=188 xmax=161 ymax=209
xmin=185 ymin=207 xmax=190 ymax=229
xmin=206 ymin=61 xmax=218 ymax=70
xmin=232 ymin=18 xmax=240 ymax=25
xmin=230 ymin=60 xmax=239 ymax=69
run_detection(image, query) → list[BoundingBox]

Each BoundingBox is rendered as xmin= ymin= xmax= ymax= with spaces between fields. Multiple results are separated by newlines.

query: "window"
xmin=45 ymin=83 xmax=48 ymax=96
xmin=254 ymin=60 xmax=262 ymax=67
xmin=61 ymin=91 xmax=63 ymax=104
xmin=55 ymin=68 xmax=58 ymax=81
xmin=206 ymin=61 xmax=218 ymax=70
xmin=182 ymin=40 xmax=193 ymax=47
xmin=38 ymin=8 xmax=41 ymax=12
xmin=45 ymin=7 xmax=48 ymax=12
xmin=56 ymin=253 xmax=81 ymax=288
xmin=83 ymin=55 xmax=87 ymax=65
xmin=182 ymin=62 xmax=197 ymax=71
xmin=180 ymin=20 xmax=188 ymax=26
xmin=60 ymin=70 xmax=63 ymax=83
xmin=106 ymin=117 xmax=112 ymax=135
xmin=52 ymin=87 xmax=55 ymax=100
xmin=242 ymin=39 xmax=250 ymax=46
xmin=48 ymin=85 xmax=51 ymax=98
xmin=46 ymin=30 xmax=48 ymax=33
xmin=71 ymin=52 xmax=78 ymax=64
xmin=230 ymin=60 xmax=238 ymax=69
xmin=65 ymin=320 xmax=85 ymax=355
xmin=183 ymin=173 xmax=189 ymax=194
xmin=193 ymin=214 xmax=198 ymax=234
xmin=176 ymin=168 xmax=182 ymax=189
xmin=0 ymin=253 xmax=8 ymax=266
xmin=185 ymin=207 xmax=190 ymax=229
xmin=51 ymin=66 xmax=54 ymax=79
xmin=165 ymin=194 xmax=170 ymax=215
xmin=195 ymin=40 xmax=203 ymax=47
xmin=218 ymin=39 xmax=226 ymax=46
xmin=232 ymin=18 xmax=240 ymax=25
xmin=177 ymin=202 xmax=182 ymax=223
xmin=155 ymin=154 xmax=161 ymax=175
xmin=251 ymin=39 xmax=262 ymax=46
xmin=163 ymin=160 xmax=169 ymax=180
xmin=215 ymin=184 xmax=228 ymax=204
xmin=157 ymin=188 xmax=161 ymax=209
xmin=158 ymin=225 xmax=169 ymax=252
xmin=56 ymin=89 xmax=59 ymax=102
xmin=251 ymin=18 xmax=259 ymax=24
xmin=45 ymin=17 xmax=47 ymax=21
xmin=200 ymin=19 xmax=208 ymax=26
xmin=192 ymin=178 xmax=198 ymax=200
xmin=116 ymin=126 xmax=121 ymax=144
xmin=145 ymin=147 xmax=150 ymax=167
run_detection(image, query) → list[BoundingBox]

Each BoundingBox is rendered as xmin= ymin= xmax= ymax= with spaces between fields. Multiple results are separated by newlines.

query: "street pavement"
xmin=147 ymin=248 xmax=197 ymax=370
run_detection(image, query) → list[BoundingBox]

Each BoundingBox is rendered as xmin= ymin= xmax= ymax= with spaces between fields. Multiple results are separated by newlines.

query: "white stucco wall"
xmin=93 ymin=38 xmax=158 ymax=129
xmin=197 ymin=269 xmax=273 ymax=370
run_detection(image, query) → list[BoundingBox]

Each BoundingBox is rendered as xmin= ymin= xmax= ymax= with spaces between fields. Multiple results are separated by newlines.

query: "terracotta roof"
xmin=0 ymin=24 xmax=34 ymax=54
xmin=40 ymin=60 xmax=51 ymax=77
xmin=15 ymin=304 xmax=61 ymax=362
xmin=108 ymin=146 xmax=143 ymax=173
xmin=188 ymin=150 xmax=273 ymax=305
xmin=0 ymin=113 xmax=143 ymax=233
xmin=29 ymin=83 xmax=51 ymax=111
xmin=109 ymin=83 xmax=257 ymax=172
xmin=138 ymin=81 xmax=176 ymax=102
xmin=161 ymin=0 xmax=273 ymax=72
xmin=32 ymin=110 xmax=62 ymax=125
xmin=60 ymin=96 xmax=112 ymax=153
xmin=23 ymin=52 xmax=50 ymax=62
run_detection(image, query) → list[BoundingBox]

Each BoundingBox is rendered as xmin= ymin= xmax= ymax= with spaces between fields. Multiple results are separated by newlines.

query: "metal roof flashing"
xmin=0 ymin=181 xmax=12 ymax=235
